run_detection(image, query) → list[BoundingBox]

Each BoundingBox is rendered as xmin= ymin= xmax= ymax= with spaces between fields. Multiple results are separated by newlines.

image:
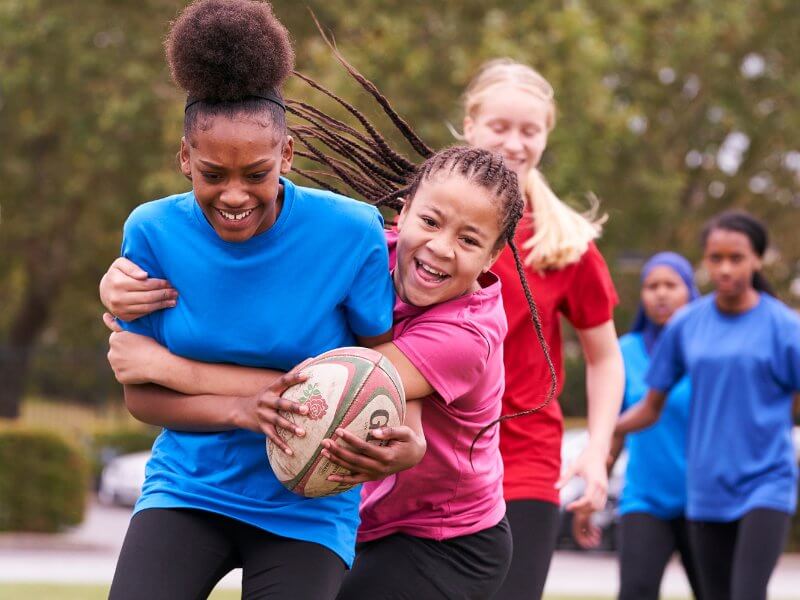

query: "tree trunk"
xmin=0 ymin=233 xmax=72 ymax=419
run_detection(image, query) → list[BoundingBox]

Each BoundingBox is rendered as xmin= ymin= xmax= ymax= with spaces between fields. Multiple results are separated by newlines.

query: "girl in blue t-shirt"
xmin=98 ymin=2 xmax=398 ymax=598
xmin=575 ymin=252 xmax=703 ymax=599
xmin=615 ymin=211 xmax=800 ymax=600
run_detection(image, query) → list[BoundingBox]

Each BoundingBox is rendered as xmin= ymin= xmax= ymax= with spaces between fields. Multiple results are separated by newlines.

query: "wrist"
xmin=144 ymin=344 xmax=171 ymax=385
xmin=230 ymin=394 xmax=258 ymax=431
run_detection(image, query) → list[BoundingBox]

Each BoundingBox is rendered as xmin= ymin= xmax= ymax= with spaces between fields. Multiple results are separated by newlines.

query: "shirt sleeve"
xmin=561 ymin=243 xmax=619 ymax=330
xmin=775 ymin=311 xmax=800 ymax=392
xmin=343 ymin=211 xmax=394 ymax=338
xmin=116 ymin=213 xmax=162 ymax=341
xmin=645 ymin=317 xmax=686 ymax=393
xmin=393 ymin=318 xmax=490 ymax=404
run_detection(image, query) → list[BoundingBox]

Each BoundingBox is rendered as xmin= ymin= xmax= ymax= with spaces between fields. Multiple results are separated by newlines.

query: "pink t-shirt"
xmin=357 ymin=231 xmax=508 ymax=542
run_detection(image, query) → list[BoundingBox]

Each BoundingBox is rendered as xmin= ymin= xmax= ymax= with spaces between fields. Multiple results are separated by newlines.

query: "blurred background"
xmin=1 ymin=0 xmax=799 ymax=566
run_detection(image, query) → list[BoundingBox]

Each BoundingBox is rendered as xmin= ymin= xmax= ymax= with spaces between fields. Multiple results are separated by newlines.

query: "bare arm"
xmin=122 ymin=383 xmax=250 ymax=432
xmin=558 ymin=320 xmax=624 ymax=513
xmin=104 ymin=313 xmax=284 ymax=397
xmin=579 ymin=320 xmax=625 ymax=458
xmin=100 ymin=257 xmax=178 ymax=322
xmin=615 ymin=388 xmax=667 ymax=435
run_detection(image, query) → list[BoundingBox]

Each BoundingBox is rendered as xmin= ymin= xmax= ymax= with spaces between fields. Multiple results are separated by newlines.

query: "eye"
xmin=420 ymin=216 xmax=437 ymax=227
xmin=463 ymin=237 xmax=479 ymax=247
xmin=247 ymin=172 xmax=268 ymax=182
xmin=522 ymin=126 xmax=541 ymax=137
xmin=489 ymin=122 xmax=508 ymax=134
xmin=201 ymin=172 xmax=222 ymax=182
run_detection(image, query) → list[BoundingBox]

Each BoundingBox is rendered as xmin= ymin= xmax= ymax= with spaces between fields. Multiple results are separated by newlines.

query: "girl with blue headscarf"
xmin=574 ymin=252 xmax=703 ymax=600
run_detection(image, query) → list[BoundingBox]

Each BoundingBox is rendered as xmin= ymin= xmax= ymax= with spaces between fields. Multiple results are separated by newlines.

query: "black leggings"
xmin=618 ymin=512 xmax=703 ymax=600
xmin=109 ymin=508 xmax=346 ymax=600
xmin=337 ymin=516 xmax=512 ymax=600
xmin=492 ymin=499 xmax=560 ymax=600
xmin=688 ymin=508 xmax=790 ymax=600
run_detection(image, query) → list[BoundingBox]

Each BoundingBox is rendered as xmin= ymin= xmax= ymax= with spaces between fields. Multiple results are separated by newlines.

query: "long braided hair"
xmin=287 ymin=32 xmax=557 ymax=447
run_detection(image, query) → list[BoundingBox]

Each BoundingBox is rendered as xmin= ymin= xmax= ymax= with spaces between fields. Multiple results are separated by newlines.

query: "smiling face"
xmin=703 ymin=228 xmax=762 ymax=301
xmin=180 ymin=116 xmax=293 ymax=242
xmin=463 ymin=85 xmax=552 ymax=183
xmin=393 ymin=173 xmax=503 ymax=308
xmin=641 ymin=265 xmax=691 ymax=326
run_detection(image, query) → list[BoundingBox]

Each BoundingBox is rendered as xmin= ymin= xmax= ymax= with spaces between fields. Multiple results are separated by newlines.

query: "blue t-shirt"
xmin=647 ymin=293 xmax=800 ymax=521
xmin=119 ymin=177 xmax=394 ymax=564
xmin=618 ymin=332 xmax=690 ymax=519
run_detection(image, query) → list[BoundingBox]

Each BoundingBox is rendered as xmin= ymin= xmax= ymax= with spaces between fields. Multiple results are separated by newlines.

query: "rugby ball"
xmin=267 ymin=347 xmax=405 ymax=497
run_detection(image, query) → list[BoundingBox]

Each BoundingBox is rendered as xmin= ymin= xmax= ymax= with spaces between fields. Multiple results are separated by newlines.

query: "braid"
xmin=287 ymin=28 xmax=557 ymax=461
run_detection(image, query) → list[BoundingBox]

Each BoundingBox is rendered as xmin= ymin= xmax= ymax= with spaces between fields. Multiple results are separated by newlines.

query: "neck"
xmin=715 ymin=287 xmax=760 ymax=314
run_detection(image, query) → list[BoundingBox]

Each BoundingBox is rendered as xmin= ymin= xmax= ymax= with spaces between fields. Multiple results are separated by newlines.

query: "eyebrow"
xmin=198 ymin=158 xmax=272 ymax=170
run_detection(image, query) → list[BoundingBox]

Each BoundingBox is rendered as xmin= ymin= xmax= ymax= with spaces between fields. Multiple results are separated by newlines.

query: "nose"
xmin=425 ymin=234 xmax=455 ymax=260
xmin=502 ymin=130 xmax=524 ymax=153
xmin=219 ymin=184 xmax=249 ymax=208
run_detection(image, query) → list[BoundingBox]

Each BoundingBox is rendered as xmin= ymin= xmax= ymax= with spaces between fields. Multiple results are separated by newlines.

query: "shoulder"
xmin=619 ymin=332 xmax=642 ymax=353
xmin=428 ymin=285 xmax=506 ymax=347
xmin=575 ymin=242 xmax=611 ymax=272
xmin=123 ymin=192 xmax=193 ymax=233
xmin=291 ymin=181 xmax=382 ymax=231
xmin=762 ymin=294 xmax=800 ymax=328
xmin=670 ymin=294 xmax=713 ymax=326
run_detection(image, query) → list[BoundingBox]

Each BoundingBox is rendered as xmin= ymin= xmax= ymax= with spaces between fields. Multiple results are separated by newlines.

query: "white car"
xmin=557 ymin=425 xmax=800 ymax=550
xmin=557 ymin=428 xmax=627 ymax=551
xmin=98 ymin=450 xmax=150 ymax=507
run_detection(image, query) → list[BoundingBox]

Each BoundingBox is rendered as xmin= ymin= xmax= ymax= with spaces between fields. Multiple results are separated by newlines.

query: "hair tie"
xmin=185 ymin=89 xmax=286 ymax=113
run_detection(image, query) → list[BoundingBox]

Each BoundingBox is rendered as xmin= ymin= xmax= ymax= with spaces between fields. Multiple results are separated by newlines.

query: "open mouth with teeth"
xmin=414 ymin=258 xmax=450 ymax=283
xmin=215 ymin=207 xmax=255 ymax=222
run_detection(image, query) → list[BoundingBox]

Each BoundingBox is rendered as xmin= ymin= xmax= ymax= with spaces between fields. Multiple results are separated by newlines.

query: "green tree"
xmin=1 ymin=0 xmax=798 ymax=416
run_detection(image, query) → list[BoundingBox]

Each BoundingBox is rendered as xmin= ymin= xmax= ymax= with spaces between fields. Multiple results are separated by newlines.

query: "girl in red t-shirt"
xmin=460 ymin=59 xmax=625 ymax=599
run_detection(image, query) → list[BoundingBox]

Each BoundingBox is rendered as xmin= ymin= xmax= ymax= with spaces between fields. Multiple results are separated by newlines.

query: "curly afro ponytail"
xmin=166 ymin=0 xmax=295 ymax=135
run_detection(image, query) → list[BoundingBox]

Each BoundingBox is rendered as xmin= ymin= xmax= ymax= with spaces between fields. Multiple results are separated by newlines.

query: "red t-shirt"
xmin=494 ymin=215 xmax=618 ymax=504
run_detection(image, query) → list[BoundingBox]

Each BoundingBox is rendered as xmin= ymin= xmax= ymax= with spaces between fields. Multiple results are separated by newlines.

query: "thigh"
xmin=730 ymin=508 xmax=790 ymax=600
xmin=109 ymin=508 xmax=238 ymax=600
xmin=493 ymin=499 xmax=560 ymax=600
xmin=338 ymin=535 xmax=440 ymax=600
xmin=671 ymin=517 xmax=705 ymax=600
xmin=339 ymin=519 xmax=512 ymax=600
xmin=688 ymin=519 xmax=737 ymax=600
xmin=617 ymin=513 xmax=676 ymax=600
xmin=237 ymin=524 xmax=346 ymax=600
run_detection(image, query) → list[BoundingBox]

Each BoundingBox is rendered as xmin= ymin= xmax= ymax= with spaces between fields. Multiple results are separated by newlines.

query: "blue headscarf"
xmin=631 ymin=252 xmax=700 ymax=353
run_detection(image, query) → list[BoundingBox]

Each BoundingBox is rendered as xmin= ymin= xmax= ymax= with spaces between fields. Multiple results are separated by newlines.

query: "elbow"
xmin=123 ymin=385 xmax=151 ymax=424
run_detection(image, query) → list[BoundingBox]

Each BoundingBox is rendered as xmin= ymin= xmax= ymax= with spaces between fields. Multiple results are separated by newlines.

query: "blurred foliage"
xmin=0 ymin=429 xmax=88 ymax=532
xmin=1 ymin=0 xmax=799 ymax=413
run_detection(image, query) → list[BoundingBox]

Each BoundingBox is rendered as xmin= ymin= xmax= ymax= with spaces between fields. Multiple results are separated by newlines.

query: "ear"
xmin=463 ymin=116 xmax=475 ymax=144
xmin=482 ymin=245 xmax=504 ymax=273
xmin=179 ymin=137 xmax=192 ymax=181
xmin=280 ymin=135 xmax=294 ymax=174
xmin=753 ymin=255 xmax=764 ymax=272
xmin=396 ymin=199 xmax=409 ymax=231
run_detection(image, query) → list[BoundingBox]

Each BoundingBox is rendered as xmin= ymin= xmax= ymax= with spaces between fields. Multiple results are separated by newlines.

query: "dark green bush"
xmin=0 ymin=429 xmax=88 ymax=532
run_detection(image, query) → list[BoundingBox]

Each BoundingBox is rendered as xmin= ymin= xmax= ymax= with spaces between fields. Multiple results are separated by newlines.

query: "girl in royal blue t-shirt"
xmin=574 ymin=252 xmax=703 ymax=599
xmin=98 ymin=2 xmax=396 ymax=598
xmin=615 ymin=211 xmax=800 ymax=600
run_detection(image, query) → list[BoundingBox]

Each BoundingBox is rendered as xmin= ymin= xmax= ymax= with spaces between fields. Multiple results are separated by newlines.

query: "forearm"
xmin=614 ymin=396 xmax=661 ymax=435
xmin=123 ymin=383 xmax=252 ymax=432
xmin=584 ymin=352 xmax=624 ymax=456
xmin=404 ymin=399 xmax=425 ymax=440
xmin=148 ymin=349 xmax=282 ymax=397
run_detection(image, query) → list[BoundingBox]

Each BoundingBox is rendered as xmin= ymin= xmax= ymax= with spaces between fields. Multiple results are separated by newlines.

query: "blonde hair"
xmin=463 ymin=59 xmax=605 ymax=270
